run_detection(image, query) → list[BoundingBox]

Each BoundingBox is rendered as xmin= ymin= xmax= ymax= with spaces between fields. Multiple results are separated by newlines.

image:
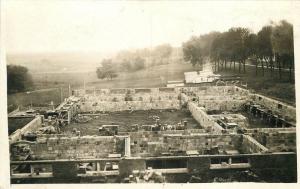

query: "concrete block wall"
xmin=130 ymin=134 xmax=241 ymax=157
xmin=83 ymin=93 xmax=180 ymax=102
xmin=188 ymin=102 xmax=224 ymax=133
xmin=250 ymin=93 xmax=296 ymax=122
xmin=80 ymin=100 xmax=180 ymax=112
xmin=251 ymin=130 xmax=296 ymax=152
xmin=163 ymin=135 xmax=239 ymax=153
xmin=76 ymin=87 xmax=182 ymax=112
xmin=182 ymin=86 xmax=249 ymax=96
xmin=9 ymin=116 xmax=43 ymax=144
xmin=119 ymin=129 xmax=207 ymax=136
xmin=75 ymin=87 xmax=181 ymax=97
xmin=197 ymin=99 xmax=246 ymax=111
xmin=240 ymin=135 xmax=268 ymax=154
xmin=29 ymin=136 xmax=126 ymax=159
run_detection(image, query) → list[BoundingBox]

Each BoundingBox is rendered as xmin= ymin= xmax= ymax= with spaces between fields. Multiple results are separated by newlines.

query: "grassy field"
xmin=7 ymin=60 xmax=295 ymax=113
xmin=87 ymin=63 xmax=198 ymax=88
xmin=7 ymin=87 xmax=70 ymax=112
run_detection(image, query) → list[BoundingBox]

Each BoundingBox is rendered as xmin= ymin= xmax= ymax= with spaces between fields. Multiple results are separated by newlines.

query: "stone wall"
xmin=9 ymin=116 xmax=43 ymax=144
xmin=197 ymin=99 xmax=246 ymax=111
xmin=119 ymin=129 xmax=207 ymax=136
xmin=77 ymin=87 xmax=181 ymax=112
xmin=29 ymin=135 xmax=126 ymax=159
xmin=130 ymin=134 xmax=241 ymax=157
xmin=250 ymin=129 xmax=296 ymax=152
xmin=182 ymin=86 xmax=243 ymax=96
xmin=250 ymin=93 xmax=296 ymax=122
xmin=74 ymin=87 xmax=181 ymax=97
xmin=80 ymin=100 xmax=180 ymax=112
xmin=187 ymin=102 xmax=224 ymax=133
xmin=240 ymin=135 xmax=268 ymax=154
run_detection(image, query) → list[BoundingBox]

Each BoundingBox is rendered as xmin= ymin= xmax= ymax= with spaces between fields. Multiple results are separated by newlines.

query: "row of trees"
xmin=120 ymin=56 xmax=146 ymax=72
xmin=116 ymin=44 xmax=173 ymax=68
xmin=182 ymin=20 xmax=294 ymax=81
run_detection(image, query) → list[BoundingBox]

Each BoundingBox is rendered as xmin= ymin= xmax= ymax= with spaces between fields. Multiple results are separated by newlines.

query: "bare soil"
xmin=61 ymin=109 xmax=201 ymax=135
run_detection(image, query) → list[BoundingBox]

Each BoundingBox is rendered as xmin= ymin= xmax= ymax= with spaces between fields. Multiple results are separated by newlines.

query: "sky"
xmin=3 ymin=0 xmax=298 ymax=54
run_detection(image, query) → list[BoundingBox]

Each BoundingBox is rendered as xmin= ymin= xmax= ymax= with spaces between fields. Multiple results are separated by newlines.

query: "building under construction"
xmin=8 ymin=85 xmax=297 ymax=183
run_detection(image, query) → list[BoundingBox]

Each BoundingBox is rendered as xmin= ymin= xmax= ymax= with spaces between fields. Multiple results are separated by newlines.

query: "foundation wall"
xmin=240 ymin=135 xmax=268 ymax=154
xmin=197 ymin=99 xmax=246 ymax=111
xmin=188 ymin=102 xmax=224 ymax=133
xmin=250 ymin=130 xmax=296 ymax=152
xmin=9 ymin=116 xmax=43 ymax=144
xmin=182 ymin=86 xmax=249 ymax=96
xmin=80 ymin=100 xmax=180 ymax=112
xmin=130 ymin=134 xmax=241 ymax=157
xmin=29 ymin=136 xmax=126 ymax=159
xmin=250 ymin=93 xmax=296 ymax=122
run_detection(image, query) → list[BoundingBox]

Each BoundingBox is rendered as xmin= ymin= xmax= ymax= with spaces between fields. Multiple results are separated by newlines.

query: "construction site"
xmin=8 ymin=85 xmax=297 ymax=183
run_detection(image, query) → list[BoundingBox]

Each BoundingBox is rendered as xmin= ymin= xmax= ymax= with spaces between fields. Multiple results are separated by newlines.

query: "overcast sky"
xmin=4 ymin=0 xmax=298 ymax=54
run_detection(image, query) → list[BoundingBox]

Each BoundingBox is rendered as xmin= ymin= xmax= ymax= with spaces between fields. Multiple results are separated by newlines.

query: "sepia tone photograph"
xmin=0 ymin=0 xmax=299 ymax=186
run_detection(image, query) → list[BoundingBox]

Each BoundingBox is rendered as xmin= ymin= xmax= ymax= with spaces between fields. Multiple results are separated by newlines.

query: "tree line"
xmin=182 ymin=20 xmax=294 ymax=82
xmin=96 ymin=44 xmax=173 ymax=80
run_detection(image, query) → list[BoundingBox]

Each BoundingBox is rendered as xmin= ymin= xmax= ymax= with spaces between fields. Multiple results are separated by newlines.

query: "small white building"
xmin=166 ymin=80 xmax=185 ymax=87
xmin=184 ymin=71 xmax=220 ymax=84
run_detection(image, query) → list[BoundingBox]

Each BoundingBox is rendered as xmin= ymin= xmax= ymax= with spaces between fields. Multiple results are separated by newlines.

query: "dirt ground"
xmin=61 ymin=109 xmax=201 ymax=135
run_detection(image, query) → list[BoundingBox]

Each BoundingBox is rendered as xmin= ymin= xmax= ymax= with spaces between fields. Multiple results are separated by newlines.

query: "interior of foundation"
xmin=8 ymin=86 xmax=297 ymax=183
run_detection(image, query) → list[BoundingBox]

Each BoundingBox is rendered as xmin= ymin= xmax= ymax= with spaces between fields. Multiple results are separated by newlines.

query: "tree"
xmin=244 ymin=33 xmax=258 ymax=74
xmin=96 ymin=59 xmax=118 ymax=80
xmin=227 ymin=27 xmax=250 ymax=73
xmin=271 ymin=20 xmax=294 ymax=81
xmin=182 ymin=36 xmax=204 ymax=68
xmin=153 ymin=44 xmax=172 ymax=65
xmin=120 ymin=59 xmax=132 ymax=71
xmin=132 ymin=56 xmax=145 ymax=71
xmin=7 ymin=65 xmax=33 ymax=94
xmin=210 ymin=33 xmax=228 ymax=72
xmin=256 ymin=26 xmax=273 ymax=76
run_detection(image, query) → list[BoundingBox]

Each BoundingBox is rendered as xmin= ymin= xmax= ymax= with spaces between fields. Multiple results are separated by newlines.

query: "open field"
xmin=7 ymin=88 xmax=70 ymax=112
xmin=32 ymin=62 xmax=197 ymax=88
xmin=7 ymin=60 xmax=295 ymax=113
xmin=61 ymin=109 xmax=201 ymax=135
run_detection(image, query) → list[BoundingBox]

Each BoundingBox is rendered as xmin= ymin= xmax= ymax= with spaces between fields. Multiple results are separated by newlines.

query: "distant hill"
xmin=6 ymin=52 xmax=113 ymax=73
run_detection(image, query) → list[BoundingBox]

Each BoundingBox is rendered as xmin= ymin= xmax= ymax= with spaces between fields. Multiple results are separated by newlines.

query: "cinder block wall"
xmin=250 ymin=130 xmax=296 ymax=152
xmin=9 ymin=116 xmax=43 ymax=144
xmin=78 ymin=87 xmax=182 ymax=112
xmin=250 ymin=93 xmax=296 ymax=122
xmin=197 ymin=100 xmax=246 ymax=111
xmin=130 ymin=134 xmax=241 ymax=157
xmin=29 ymin=136 xmax=126 ymax=159
xmin=240 ymin=135 xmax=268 ymax=154
xmin=187 ymin=102 xmax=224 ymax=133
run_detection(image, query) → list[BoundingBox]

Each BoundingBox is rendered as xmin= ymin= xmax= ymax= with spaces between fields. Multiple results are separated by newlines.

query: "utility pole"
xmin=83 ymin=78 xmax=86 ymax=95
xmin=60 ymin=87 xmax=63 ymax=103
xmin=68 ymin=84 xmax=71 ymax=97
